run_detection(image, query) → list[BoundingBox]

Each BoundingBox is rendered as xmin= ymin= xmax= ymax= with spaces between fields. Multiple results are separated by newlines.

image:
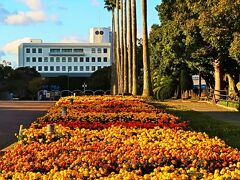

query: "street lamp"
xmin=82 ymin=82 xmax=87 ymax=94
xmin=67 ymin=68 xmax=70 ymax=96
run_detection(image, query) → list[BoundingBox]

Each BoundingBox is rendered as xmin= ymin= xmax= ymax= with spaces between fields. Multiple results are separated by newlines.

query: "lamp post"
xmin=82 ymin=82 xmax=87 ymax=94
xmin=67 ymin=68 xmax=70 ymax=96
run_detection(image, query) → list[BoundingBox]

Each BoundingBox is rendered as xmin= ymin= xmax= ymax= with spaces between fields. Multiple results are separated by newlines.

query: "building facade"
xmin=18 ymin=27 xmax=112 ymax=77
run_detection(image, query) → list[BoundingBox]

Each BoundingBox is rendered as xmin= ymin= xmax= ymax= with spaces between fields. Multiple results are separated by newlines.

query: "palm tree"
xmin=131 ymin=0 xmax=137 ymax=95
xmin=115 ymin=0 xmax=121 ymax=94
xmin=119 ymin=0 xmax=124 ymax=95
xmin=104 ymin=0 xmax=118 ymax=95
xmin=127 ymin=0 xmax=132 ymax=94
xmin=141 ymin=0 xmax=152 ymax=97
xmin=123 ymin=0 xmax=128 ymax=93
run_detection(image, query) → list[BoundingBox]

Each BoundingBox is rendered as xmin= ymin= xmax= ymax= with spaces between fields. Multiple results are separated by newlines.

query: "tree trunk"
xmin=225 ymin=73 xmax=237 ymax=96
xmin=214 ymin=59 xmax=221 ymax=101
xmin=141 ymin=0 xmax=152 ymax=97
xmin=116 ymin=0 xmax=121 ymax=95
xmin=110 ymin=8 xmax=118 ymax=95
xmin=120 ymin=0 xmax=124 ymax=95
xmin=131 ymin=0 xmax=137 ymax=95
xmin=123 ymin=0 xmax=128 ymax=93
xmin=127 ymin=0 xmax=132 ymax=94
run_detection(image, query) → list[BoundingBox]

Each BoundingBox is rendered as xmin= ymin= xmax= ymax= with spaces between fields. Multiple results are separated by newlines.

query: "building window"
xmin=26 ymin=57 xmax=30 ymax=62
xmin=91 ymin=48 xmax=96 ymax=53
xmin=74 ymin=49 xmax=83 ymax=53
xmin=68 ymin=66 xmax=72 ymax=72
xmin=74 ymin=66 xmax=78 ymax=71
xmin=62 ymin=49 xmax=72 ymax=53
xmin=80 ymin=66 xmax=84 ymax=71
xmin=92 ymin=66 xmax=96 ymax=71
xmin=97 ymin=48 xmax=101 ymax=53
xmin=44 ymin=57 xmax=48 ymax=62
xmin=50 ymin=57 xmax=54 ymax=62
xmin=50 ymin=49 xmax=60 ymax=53
xmin=32 ymin=48 xmax=36 ymax=53
xmin=56 ymin=66 xmax=60 ymax=71
xmin=103 ymin=48 xmax=107 ymax=53
xmin=92 ymin=57 xmax=95 ymax=62
xmin=44 ymin=66 xmax=48 ymax=71
xmin=86 ymin=57 xmax=89 ymax=62
xmin=50 ymin=66 xmax=54 ymax=71
xmin=56 ymin=57 xmax=60 ymax=62
xmin=38 ymin=66 xmax=42 ymax=71
xmin=80 ymin=57 xmax=84 ymax=62
xmin=38 ymin=57 xmax=42 ymax=62
xmin=74 ymin=57 xmax=78 ymax=62
xmin=86 ymin=66 xmax=90 ymax=71
xmin=32 ymin=57 xmax=36 ymax=62
xmin=62 ymin=57 xmax=66 ymax=62
xmin=98 ymin=57 xmax=101 ymax=62
xmin=26 ymin=48 xmax=30 ymax=53
xmin=98 ymin=66 xmax=101 ymax=70
xmin=68 ymin=57 xmax=72 ymax=62
xmin=38 ymin=48 xmax=42 ymax=53
xmin=32 ymin=66 xmax=36 ymax=70
xmin=62 ymin=66 xmax=66 ymax=71
xmin=103 ymin=57 xmax=108 ymax=62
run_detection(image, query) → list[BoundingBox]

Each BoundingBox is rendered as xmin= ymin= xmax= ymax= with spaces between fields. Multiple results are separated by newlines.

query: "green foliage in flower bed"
xmin=218 ymin=100 xmax=240 ymax=110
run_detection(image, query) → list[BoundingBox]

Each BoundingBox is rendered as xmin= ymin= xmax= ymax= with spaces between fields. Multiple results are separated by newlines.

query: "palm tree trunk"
xmin=110 ymin=8 xmax=118 ymax=95
xmin=141 ymin=0 xmax=152 ymax=97
xmin=116 ymin=0 xmax=121 ymax=94
xmin=131 ymin=0 xmax=137 ymax=95
xmin=123 ymin=0 xmax=128 ymax=93
xmin=119 ymin=0 xmax=124 ymax=95
xmin=127 ymin=0 xmax=132 ymax=94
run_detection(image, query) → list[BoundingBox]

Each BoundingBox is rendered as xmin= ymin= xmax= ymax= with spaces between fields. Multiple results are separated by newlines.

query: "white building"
xmin=18 ymin=27 xmax=112 ymax=77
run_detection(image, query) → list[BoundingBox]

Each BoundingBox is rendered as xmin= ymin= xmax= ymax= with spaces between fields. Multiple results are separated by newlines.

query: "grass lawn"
xmin=151 ymin=102 xmax=240 ymax=149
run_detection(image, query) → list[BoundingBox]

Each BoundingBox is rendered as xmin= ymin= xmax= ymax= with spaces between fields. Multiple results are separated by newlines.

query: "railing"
xmin=205 ymin=89 xmax=240 ymax=109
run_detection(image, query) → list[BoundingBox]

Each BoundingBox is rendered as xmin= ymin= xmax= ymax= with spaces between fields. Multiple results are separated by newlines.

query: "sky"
xmin=0 ymin=0 xmax=161 ymax=68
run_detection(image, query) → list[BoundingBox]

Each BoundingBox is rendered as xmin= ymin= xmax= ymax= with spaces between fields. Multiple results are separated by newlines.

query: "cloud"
xmin=3 ymin=0 xmax=60 ymax=25
xmin=59 ymin=36 xmax=88 ymax=43
xmin=91 ymin=0 xmax=100 ymax=7
xmin=2 ymin=37 xmax=31 ymax=55
xmin=4 ymin=10 xmax=47 ymax=25
xmin=17 ymin=0 xmax=43 ymax=11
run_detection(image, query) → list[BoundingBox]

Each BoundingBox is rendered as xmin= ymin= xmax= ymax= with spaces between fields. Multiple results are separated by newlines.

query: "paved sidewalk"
xmin=0 ymin=101 xmax=54 ymax=150
xmin=160 ymin=100 xmax=240 ymax=126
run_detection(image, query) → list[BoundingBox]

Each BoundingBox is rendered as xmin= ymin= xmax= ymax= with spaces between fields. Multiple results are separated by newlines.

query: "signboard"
xmin=46 ymin=92 xmax=50 ymax=98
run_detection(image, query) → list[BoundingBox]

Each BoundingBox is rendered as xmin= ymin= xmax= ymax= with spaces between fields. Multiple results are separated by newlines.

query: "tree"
xmin=87 ymin=67 xmax=111 ymax=91
xmin=28 ymin=77 xmax=44 ymax=99
xmin=123 ymin=0 xmax=128 ymax=93
xmin=127 ymin=0 xmax=132 ymax=94
xmin=141 ymin=0 xmax=152 ymax=97
xmin=104 ymin=0 xmax=118 ymax=95
xmin=131 ymin=0 xmax=137 ymax=95
xmin=9 ymin=67 xmax=40 ymax=99
xmin=115 ymin=0 xmax=121 ymax=94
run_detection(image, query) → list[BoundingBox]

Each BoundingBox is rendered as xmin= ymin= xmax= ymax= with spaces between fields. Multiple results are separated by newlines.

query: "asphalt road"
xmin=0 ymin=101 xmax=54 ymax=150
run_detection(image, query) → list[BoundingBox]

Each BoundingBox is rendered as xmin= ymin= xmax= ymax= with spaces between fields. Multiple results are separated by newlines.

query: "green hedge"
xmin=218 ymin=100 xmax=240 ymax=110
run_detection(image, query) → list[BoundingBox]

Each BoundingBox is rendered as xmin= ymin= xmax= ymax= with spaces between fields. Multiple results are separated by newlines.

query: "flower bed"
xmin=0 ymin=96 xmax=240 ymax=179
xmin=33 ymin=96 xmax=186 ymax=129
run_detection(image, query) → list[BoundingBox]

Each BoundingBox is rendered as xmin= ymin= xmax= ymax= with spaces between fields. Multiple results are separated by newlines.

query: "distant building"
xmin=18 ymin=27 xmax=112 ymax=77
xmin=192 ymin=75 xmax=206 ymax=89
